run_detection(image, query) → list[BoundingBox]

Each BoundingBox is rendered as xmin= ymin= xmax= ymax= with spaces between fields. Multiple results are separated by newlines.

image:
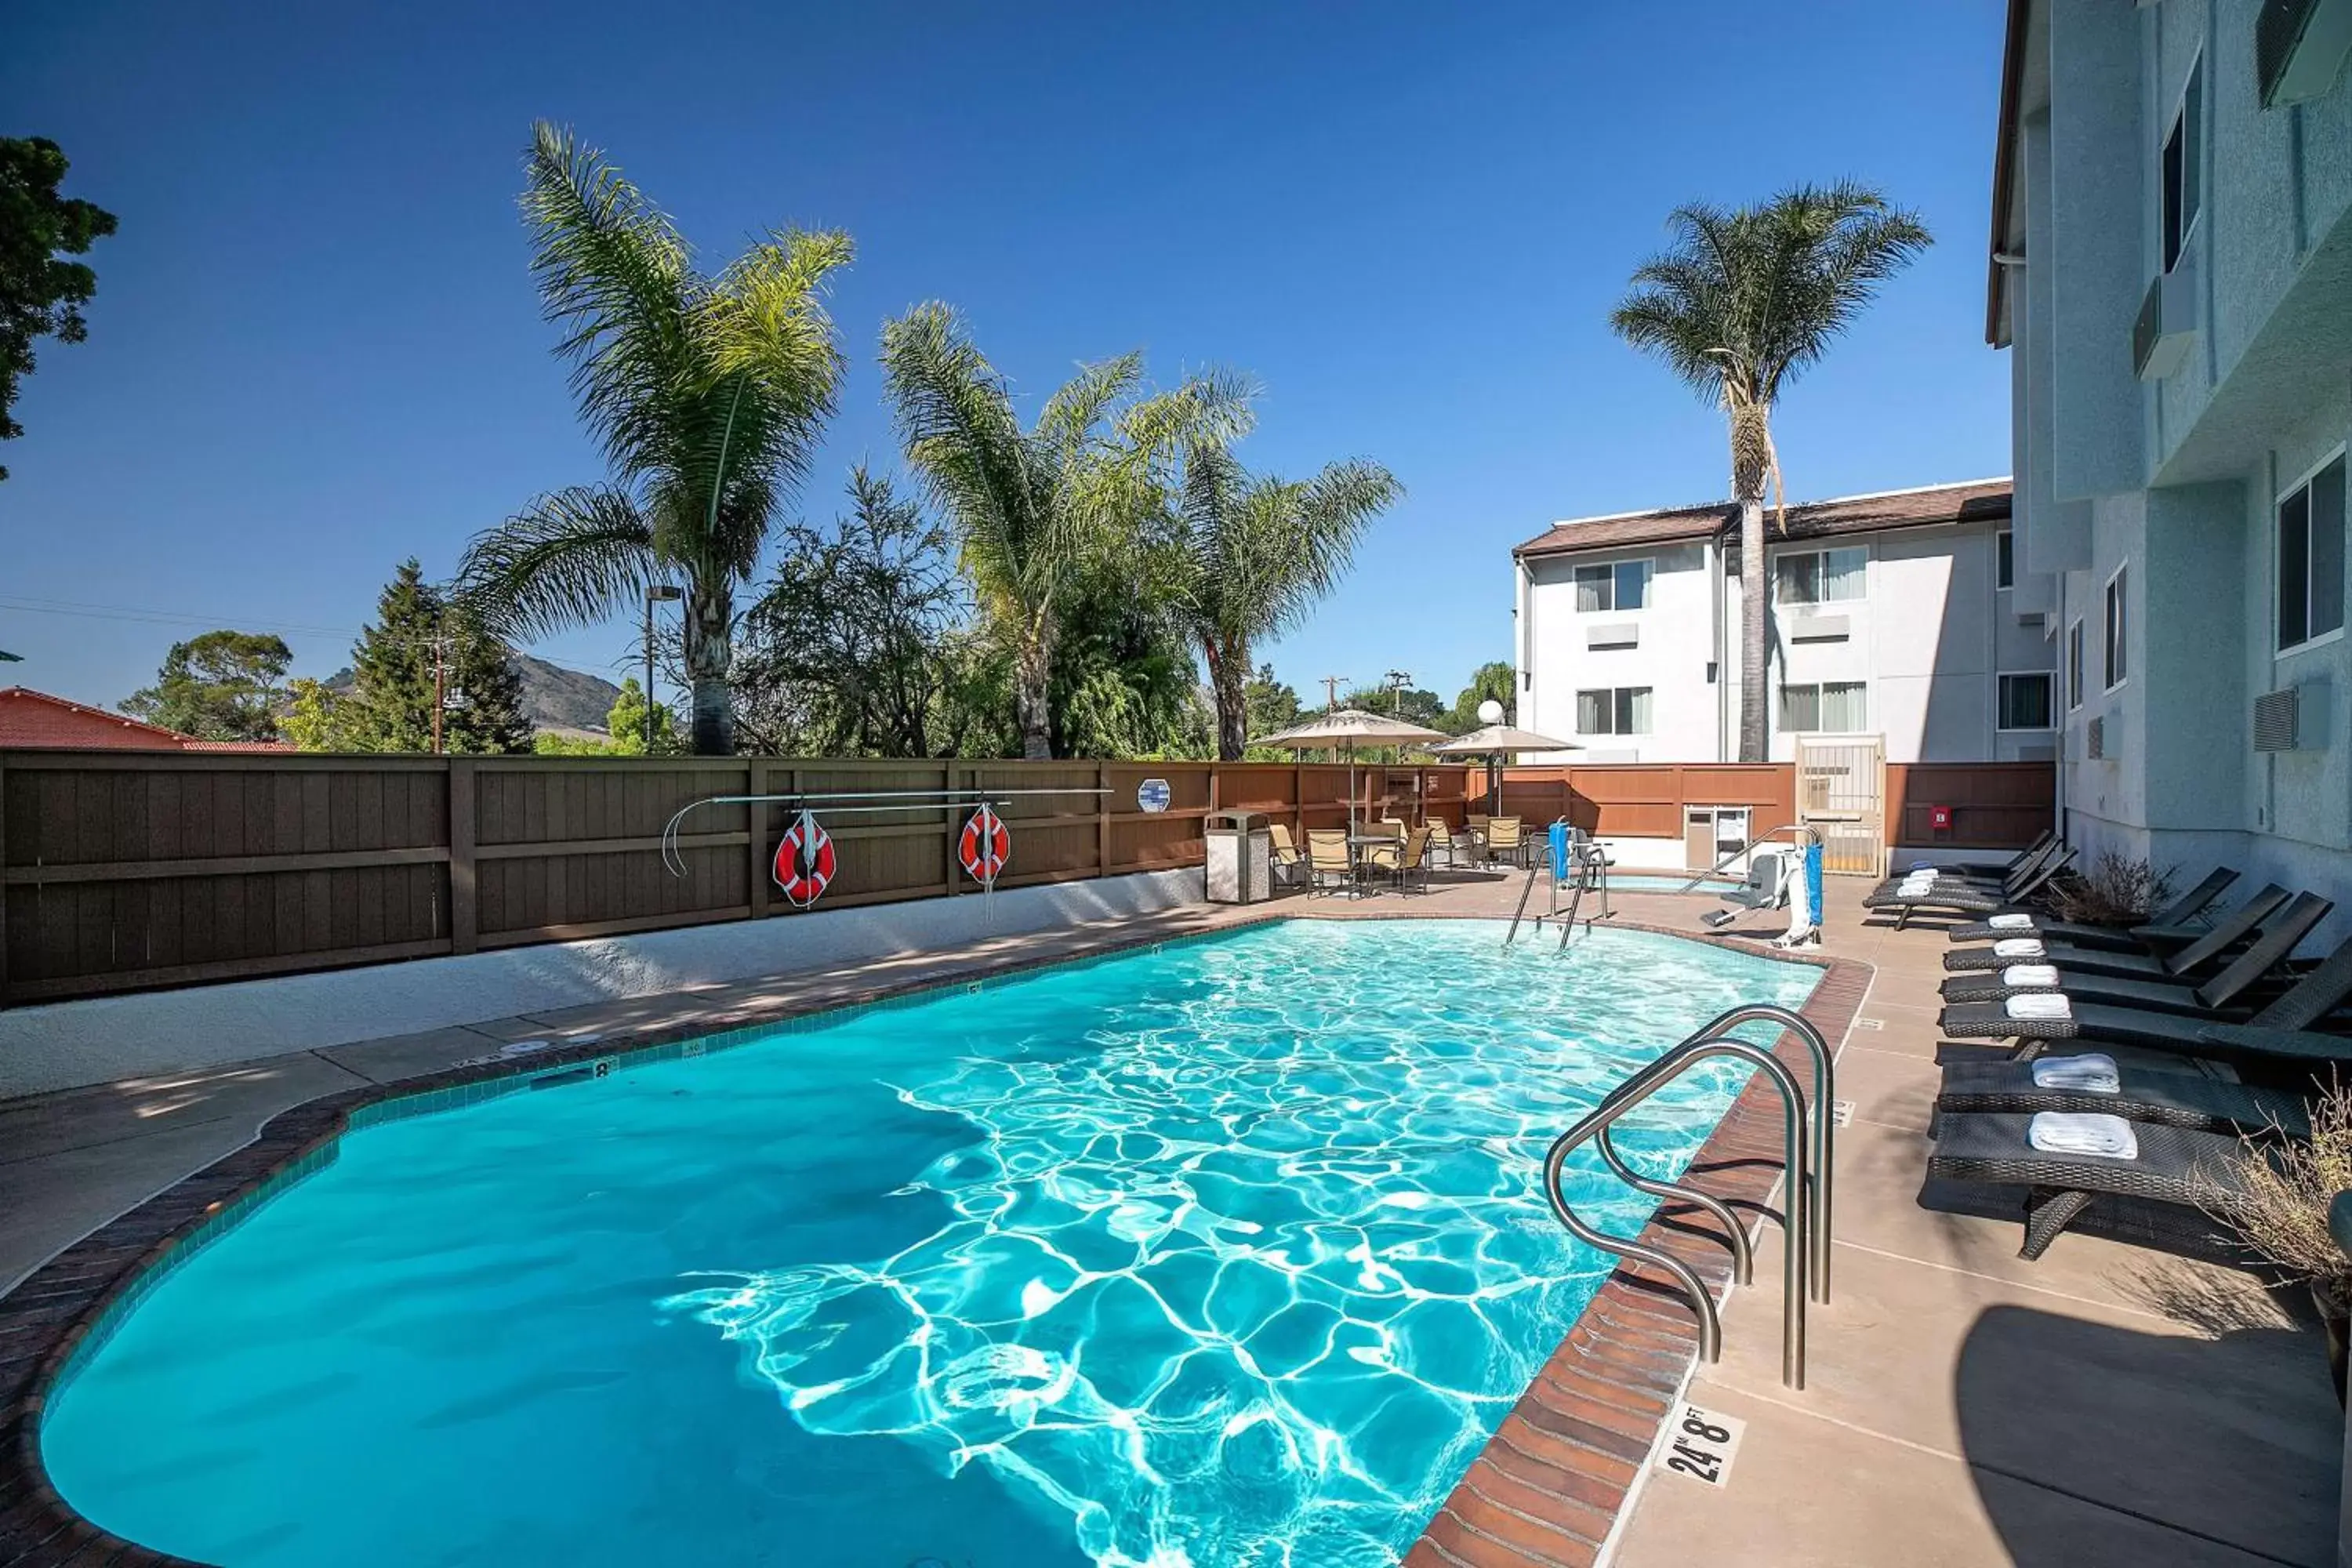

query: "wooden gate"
xmin=1795 ymin=735 xmax=1886 ymax=877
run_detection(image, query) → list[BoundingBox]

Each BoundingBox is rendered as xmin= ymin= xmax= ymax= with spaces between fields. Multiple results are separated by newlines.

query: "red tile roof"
xmin=0 ymin=688 xmax=292 ymax=752
xmin=1513 ymin=477 xmax=2013 ymax=560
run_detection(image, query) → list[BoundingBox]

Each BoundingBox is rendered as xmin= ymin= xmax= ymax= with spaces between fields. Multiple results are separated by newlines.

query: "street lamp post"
xmin=644 ymin=586 xmax=683 ymax=750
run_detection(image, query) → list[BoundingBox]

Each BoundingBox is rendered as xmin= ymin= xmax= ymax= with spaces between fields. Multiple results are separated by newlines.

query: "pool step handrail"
xmin=1541 ymin=1003 xmax=1835 ymax=1390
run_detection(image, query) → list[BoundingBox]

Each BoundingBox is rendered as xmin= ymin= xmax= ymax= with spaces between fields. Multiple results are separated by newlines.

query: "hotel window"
xmin=1998 ymin=673 xmax=2054 ymax=731
xmin=1780 ymin=681 xmax=1867 ymax=733
xmin=1996 ymin=529 xmax=2014 ymax=590
xmin=1575 ymin=686 xmax=1652 ymax=735
xmin=1573 ymin=559 xmax=1651 ymax=613
xmin=2162 ymin=57 xmax=2202 ymax=272
xmin=1774 ymin=545 xmax=1867 ymax=605
xmin=2103 ymin=566 xmax=2129 ymax=690
xmin=2067 ymin=619 xmax=2085 ymax=710
xmin=2278 ymin=452 xmax=2347 ymax=652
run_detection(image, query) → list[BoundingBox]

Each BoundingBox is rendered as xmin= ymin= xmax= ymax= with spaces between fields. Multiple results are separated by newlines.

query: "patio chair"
xmin=1862 ymin=846 xmax=2076 ymax=927
xmin=1926 ymin=829 xmax=2056 ymax=881
xmin=1935 ymin=892 xmax=2330 ymax=1014
xmin=1926 ymin=1111 xmax=2264 ymax=1261
xmin=1388 ymin=826 xmax=1434 ymax=895
xmin=1425 ymin=818 xmax=1457 ymax=868
xmin=1486 ymin=816 xmax=1527 ymax=869
xmin=1305 ymin=829 xmax=1354 ymax=896
xmin=1936 ymin=927 xmax=2352 ymax=1069
xmin=1943 ymin=866 xmax=2240 ymax=952
xmin=1940 ymin=884 xmax=2289 ymax=977
xmin=1268 ymin=822 xmax=1309 ymax=891
xmin=1934 ymin=1054 xmax=2312 ymax=1140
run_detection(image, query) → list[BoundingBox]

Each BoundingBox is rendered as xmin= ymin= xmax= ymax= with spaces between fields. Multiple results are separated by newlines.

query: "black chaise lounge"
xmin=1868 ymin=833 xmax=2059 ymax=899
xmin=1939 ymin=884 xmax=2290 ymax=977
xmin=1926 ymin=1112 xmax=2258 ymax=1260
xmin=1863 ymin=846 xmax=2076 ymax=927
xmin=1936 ymin=930 xmax=2352 ymax=1065
xmin=1933 ymin=1057 xmax=2310 ymax=1139
xmin=1936 ymin=892 xmax=2330 ymax=1010
xmin=1943 ymin=866 xmax=2241 ymax=953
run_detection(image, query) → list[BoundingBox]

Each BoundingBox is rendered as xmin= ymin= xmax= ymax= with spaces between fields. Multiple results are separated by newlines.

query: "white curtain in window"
xmin=1822 ymin=548 xmax=1867 ymax=602
xmin=1577 ymin=688 xmax=1610 ymax=732
xmin=1574 ymin=566 xmax=1610 ymax=613
xmin=1820 ymin=681 xmax=1867 ymax=731
xmin=1621 ymin=687 xmax=1653 ymax=735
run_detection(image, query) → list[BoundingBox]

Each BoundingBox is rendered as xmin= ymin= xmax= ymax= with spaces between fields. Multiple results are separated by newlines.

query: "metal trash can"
xmin=1203 ymin=809 xmax=1273 ymax=904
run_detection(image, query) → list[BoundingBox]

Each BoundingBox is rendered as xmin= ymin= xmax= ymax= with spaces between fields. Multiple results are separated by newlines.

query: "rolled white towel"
xmin=1897 ymin=879 xmax=1937 ymax=897
xmin=2031 ymin=1052 xmax=2121 ymax=1094
xmin=2002 ymin=964 xmax=2061 ymax=987
xmin=2027 ymin=1110 xmax=2137 ymax=1160
xmin=2005 ymin=992 xmax=2073 ymax=1021
xmin=1989 ymin=913 xmax=2036 ymax=931
xmin=1992 ymin=938 xmax=2046 ymax=960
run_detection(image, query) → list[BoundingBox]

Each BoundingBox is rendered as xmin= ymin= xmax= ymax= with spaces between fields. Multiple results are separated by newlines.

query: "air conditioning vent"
xmin=1586 ymin=622 xmax=1639 ymax=651
xmin=1788 ymin=612 xmax=1851 ymax=644
xmin=2254 ymin=687 xmax=2300 ymax=751
xmin=2133 ymin=258 xmax=2201 ymax=380
xmin=2259 ymin=0 xmax=2352 ymax=107
xmin=2086 ymin=716 xmax=2107 ymax=760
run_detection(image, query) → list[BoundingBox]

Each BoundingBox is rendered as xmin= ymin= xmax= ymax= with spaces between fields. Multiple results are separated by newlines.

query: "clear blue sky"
xmin=0 ymin=1 xmax=2012 ymax=715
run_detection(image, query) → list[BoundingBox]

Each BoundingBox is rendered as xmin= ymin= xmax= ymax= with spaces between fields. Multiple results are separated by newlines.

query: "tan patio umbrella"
xmin=1250 ymin=706 xmax=1452 ymax=832
xmin=1428 ymin=722 xmax=1579 ymax=817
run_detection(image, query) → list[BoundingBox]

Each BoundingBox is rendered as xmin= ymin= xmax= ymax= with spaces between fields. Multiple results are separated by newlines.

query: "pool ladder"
xmin=1503 ymin=832 xmax=1611 ymax=950
xmin=1542 ymin=1004 xmax=1834 ymax=1389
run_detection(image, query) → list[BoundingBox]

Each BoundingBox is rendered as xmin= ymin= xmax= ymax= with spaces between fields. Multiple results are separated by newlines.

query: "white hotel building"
xmin=1511 ymin=479 xmax=2060 ymax=764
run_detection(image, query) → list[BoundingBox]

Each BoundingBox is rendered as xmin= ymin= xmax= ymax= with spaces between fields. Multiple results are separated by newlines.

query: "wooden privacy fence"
xmin=1498 ymin=761 xmax=2053 ymax=855
xmin=0 ymin=751 xmax=1474 ymax=1006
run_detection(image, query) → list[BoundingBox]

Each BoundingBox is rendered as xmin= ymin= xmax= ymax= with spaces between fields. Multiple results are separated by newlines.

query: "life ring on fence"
xmin=958 ymin=803 xmax=1011 ymax=887
xmin=773 ymin=809 xmax=836 ymax=908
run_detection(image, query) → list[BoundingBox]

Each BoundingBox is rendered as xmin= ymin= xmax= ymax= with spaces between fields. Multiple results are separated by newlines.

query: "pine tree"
xmin=343 ymin=560 xmax=533 ymax=754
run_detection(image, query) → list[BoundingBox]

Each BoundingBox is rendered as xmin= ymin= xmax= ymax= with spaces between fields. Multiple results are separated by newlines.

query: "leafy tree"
xmin=1612 ymin=183 xmax=1929 ymax=760
xmin=457 ymin=122 xmax=852 ymax=755
xmin=881 ymin=303 xmax=1163 ymax=760
xmin=0 ymin=137 xmax=117 ymax=481
xmin=532 ymin=677 xmax=681 ymax=754
xmin=1243 ymin=664 xmax=1301 ymax=757
xmin=316 ymin=560 xmax=533 ymax=754
xmin=122 ymin=630 xmax=291 ymax=741
xmin=1446 ymin=661 xmax=1516 ymax=732
xmin=1047 ymin=575 xmax=1210 ymax=760
xmin=732 ymin=466 xmax=980 ymax=757
xmin=1153 ymin=376 xmax=1400 ymax=759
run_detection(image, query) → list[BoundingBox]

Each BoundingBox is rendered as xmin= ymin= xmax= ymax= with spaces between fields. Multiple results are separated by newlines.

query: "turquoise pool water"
xmin=42 ymin=919 xmax=1815 ymax=1568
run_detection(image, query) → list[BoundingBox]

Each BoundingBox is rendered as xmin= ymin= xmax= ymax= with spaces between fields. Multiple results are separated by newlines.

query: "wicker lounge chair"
xmin=1933 ymin=1058 xmax=2311 ymax=1139
xmin=1944 ymin=866 xmax=2240 ymax=951
xmin=1936 ymin=931 xmax=2352 ymax=1066
xmin=1940 ymin=884 xmax=2289 ymax=977
xmin=1926 ymin=1112 xmax=2257 ymax=1260
xmin=1863 ymin=847 xmax=2076 ymax=927
xmin=1936 ymin=891 xmax=2329 ymax=1010
xmin=1869 ymin=833 xmax=2060 ymax=898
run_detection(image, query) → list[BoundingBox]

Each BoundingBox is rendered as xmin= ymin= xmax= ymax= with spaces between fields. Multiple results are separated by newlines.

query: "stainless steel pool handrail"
xmin=1541 ymin=1003 xmax=1835 ymax=1389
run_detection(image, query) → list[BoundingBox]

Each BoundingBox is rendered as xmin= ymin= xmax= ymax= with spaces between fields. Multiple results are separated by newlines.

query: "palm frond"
xmin=456 ymin=485 xmax=659 ymax=640
xmin=881 ymin=303 xmax=1040 ymax=608
xmin=521 ymin=122 xmax=698 ymax=481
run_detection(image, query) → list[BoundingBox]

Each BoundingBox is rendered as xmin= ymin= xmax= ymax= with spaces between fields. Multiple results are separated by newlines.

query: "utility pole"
xmin=1319 ymin=675 xmax=1347 ymax=712
xmin=430 ymin=621 xmax=446 ymax=756
xmin=1384 ymin=669 xmax=1412 ymax=717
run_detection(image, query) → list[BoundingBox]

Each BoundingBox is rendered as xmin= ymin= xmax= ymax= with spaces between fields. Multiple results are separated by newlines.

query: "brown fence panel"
xmin=1886 ymin=762 xmax=2053 ymax=850
xmin=0 ymin=749 xmax=1472 ymax=1005
xmin=1495 ymin=764 xmax=1796 ymax=843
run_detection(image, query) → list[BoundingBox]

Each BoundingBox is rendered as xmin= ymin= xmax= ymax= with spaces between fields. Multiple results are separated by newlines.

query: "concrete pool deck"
xmin=0 ymin=870 xmax=2340 ymax=1566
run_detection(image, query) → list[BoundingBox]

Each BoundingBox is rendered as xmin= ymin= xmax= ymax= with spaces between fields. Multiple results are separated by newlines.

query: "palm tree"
xmin=1156 ymin=380 xmax=1401 ymax=759
xmin=880 ymin=303 xmax=1160 ymax=760
xmin=456 ymin=122 xmax=851 ymax=754
xmin=1610 ymin=183 xmax=1929 ymax=762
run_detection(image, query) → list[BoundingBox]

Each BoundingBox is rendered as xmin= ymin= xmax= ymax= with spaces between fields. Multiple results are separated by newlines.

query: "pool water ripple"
xmin=42 ymin=920 xmax=1815 ymax=1568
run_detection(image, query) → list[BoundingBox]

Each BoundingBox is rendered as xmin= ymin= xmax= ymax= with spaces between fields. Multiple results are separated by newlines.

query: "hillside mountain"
xmin=322 ymin=654 xmax=622 ymax=735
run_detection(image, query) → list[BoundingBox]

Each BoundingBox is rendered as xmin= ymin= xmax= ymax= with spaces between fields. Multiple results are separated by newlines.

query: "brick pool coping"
xmin=0 ymin=907 xmax=1867 ymax=1568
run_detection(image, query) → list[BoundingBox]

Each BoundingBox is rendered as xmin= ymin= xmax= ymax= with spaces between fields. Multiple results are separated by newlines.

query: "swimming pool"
xmin=41 ymin=919 xmax=1817 ymax=1568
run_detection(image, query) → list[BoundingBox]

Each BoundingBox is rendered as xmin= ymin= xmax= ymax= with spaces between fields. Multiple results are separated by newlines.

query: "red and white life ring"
xmin=958 ymin=803 xmax=1011 ymax=887
xmin=773 ymin=809 xmax=836 ymax=908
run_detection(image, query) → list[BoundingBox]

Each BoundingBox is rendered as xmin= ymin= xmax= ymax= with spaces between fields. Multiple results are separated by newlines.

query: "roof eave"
xmin=1986 ymin=0 xmax=2032 ymax=347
